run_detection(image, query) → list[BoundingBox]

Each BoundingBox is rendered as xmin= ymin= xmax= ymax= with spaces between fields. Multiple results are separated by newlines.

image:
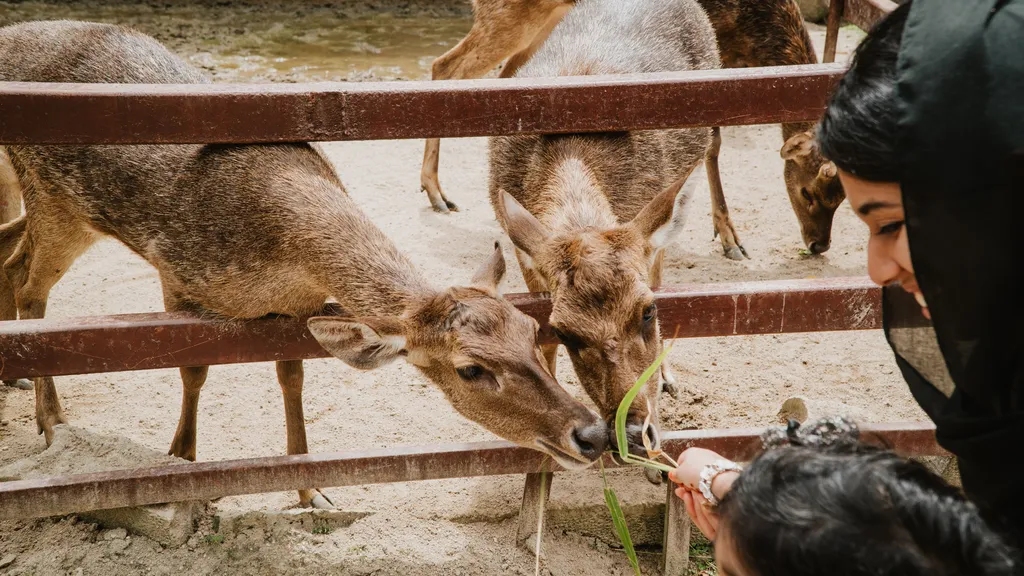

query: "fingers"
xmin=692 ymin=493 xmax=719 ymax=541
xmin=680 ymin=489 xmax=717 ymax=542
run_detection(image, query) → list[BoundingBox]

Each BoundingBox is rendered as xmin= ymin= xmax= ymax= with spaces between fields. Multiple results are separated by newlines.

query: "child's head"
xmin=714 ymin=418 xmax=1016 ymax=576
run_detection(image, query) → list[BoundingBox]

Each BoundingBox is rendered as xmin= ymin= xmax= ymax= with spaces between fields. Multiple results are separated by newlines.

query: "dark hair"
xmin=816 ymin=1 xmax=912 ymax=182
xmin=718 ymin=419 xmax=1017 ymax=576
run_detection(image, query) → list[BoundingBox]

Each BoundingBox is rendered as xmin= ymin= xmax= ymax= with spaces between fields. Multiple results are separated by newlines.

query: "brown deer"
xmin=699 ymin=0 xmax=843 ymax=254
xmin=0 ymin=21 xmax=609 ymax=508
xmin=420 ymin=0 xmax=747 ymax=261
xmin=489 ymin=0 xmax=719 ymax=479
xmin=422 ymin=0 xmax=844 ymax=254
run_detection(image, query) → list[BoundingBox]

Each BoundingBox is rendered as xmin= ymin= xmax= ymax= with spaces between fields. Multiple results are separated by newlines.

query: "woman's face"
xmin=839 ymin=170 xmax=929 ymax=319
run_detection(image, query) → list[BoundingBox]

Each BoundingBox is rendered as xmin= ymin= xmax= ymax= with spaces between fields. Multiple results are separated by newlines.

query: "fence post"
xmin=823 ymin=0 xmax=846 ymax=63
xmin=662 ymin=482 xmax=691 ymax=575
xmin=516 ymin=471 xmax=553 ymax=552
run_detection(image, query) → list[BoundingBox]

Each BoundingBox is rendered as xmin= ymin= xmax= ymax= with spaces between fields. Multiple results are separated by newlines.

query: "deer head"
xmin=307 ymin=243 xmax=608 ymax=470
xmin=496 ymin=176 xmax=696 ymax=459
xmin=781 ymin=130 xmax=846 ymax=254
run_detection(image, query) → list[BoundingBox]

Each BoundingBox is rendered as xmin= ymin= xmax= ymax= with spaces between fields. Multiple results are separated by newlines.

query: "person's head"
xmin=713 ymin=419 xmax=1017 ymax=576
xmin=816 ymin=3 xmax=930 ymax=317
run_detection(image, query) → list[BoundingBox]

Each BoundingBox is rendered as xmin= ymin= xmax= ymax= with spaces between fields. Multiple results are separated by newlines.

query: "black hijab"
xmin=887 ymin=0 xmax=1024 ymax=548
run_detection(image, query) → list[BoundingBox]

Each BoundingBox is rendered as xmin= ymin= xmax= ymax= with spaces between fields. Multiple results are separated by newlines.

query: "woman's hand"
xmin=669 ymin=447 xmax=740 ymax=542
xmin=680 ymin=489 xmax=720 ymax=541
xmin=668 ymin=447 xmax=724 ymax=490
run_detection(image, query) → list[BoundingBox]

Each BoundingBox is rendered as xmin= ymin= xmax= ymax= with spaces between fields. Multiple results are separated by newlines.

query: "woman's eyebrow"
xmin=857 ymin=200 xmax=899 ymax=215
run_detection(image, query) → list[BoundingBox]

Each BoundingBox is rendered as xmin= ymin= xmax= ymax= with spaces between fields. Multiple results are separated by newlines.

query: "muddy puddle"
xmin=0 ymin=0 xmax=472 ymax=81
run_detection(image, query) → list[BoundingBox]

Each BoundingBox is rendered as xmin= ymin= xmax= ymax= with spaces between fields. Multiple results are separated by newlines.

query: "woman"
xmin=672 ymin=0 xmax=1024 ymax=561
xmin=670 ymin=417 xmax=1017 ymax=575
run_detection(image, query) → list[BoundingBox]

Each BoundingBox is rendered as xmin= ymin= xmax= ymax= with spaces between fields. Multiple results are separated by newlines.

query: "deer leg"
xmin=649 ymin=250 xmax=679 ymax=400
xmin=5 ymin=216 xmax=94 ymax=444
xmin=706 ymin=127 xmax=748 ymax=260
xmin=0 ymin=152 xmax=30 ymax=390
xmin=276 ymin=360 xmax=334 ymax=509
xmin=167 ymin=365 xmax=208 ymax=461
xmin=422 ymin=3 xmax=563 ymax=213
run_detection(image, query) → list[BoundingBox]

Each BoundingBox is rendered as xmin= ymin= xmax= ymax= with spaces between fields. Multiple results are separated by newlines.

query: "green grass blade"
xmin=604 ymin=485 xmax=641 ymax=575
xmin=601 ymin=462 xmax=641 ymax=576
xmin=615 ymin=345 xmax=673 ymax=458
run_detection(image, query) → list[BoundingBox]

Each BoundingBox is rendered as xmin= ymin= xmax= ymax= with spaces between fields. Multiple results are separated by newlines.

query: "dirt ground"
xmin=0 ymin=2 xmax=924 ymax=575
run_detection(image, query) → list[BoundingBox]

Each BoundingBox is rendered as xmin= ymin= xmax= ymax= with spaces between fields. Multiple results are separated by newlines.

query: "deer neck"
xmin=306 ymin=190 xmax=433 ymax=317
xmin=541 ymin=153 xmax=618 ymax=234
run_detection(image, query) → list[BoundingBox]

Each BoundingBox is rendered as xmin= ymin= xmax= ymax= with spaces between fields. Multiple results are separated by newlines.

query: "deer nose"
xmin=809 ymin=240 xmax=830 ymax=254
xmin=572 ymin=422 xmax=610 ymax=462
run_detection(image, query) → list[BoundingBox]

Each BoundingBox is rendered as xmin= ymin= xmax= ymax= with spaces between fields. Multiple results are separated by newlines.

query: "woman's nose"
xmin=867 ymin=236 xmax=903 ymax=287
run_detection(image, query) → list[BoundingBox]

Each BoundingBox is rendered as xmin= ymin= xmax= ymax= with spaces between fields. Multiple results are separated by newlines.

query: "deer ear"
xmin=496 ymin=189 xmax=551 ymax=259
xmin=780 ymin=132 xmax=814 ymax=160
xmin=630 ymin=169 xmax=698 ymax=252
xmin=307 ymin=316 xmax=408 ymax=370
xmin=470 ymin=241 xmax=507 ymax=295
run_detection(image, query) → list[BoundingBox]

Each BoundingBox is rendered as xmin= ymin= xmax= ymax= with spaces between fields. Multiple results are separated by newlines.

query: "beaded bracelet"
xmin=698 ymin=459 xmax=743 ymax=506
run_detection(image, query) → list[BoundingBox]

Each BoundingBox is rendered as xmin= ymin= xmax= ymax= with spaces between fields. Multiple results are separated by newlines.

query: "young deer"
xmin=0 ymin=21 xmax=608 ymax=508
xmin=419 ymin=0 xmax=747 ymax=261
xmin=489 ymin=0 xmax=718 ymax=474
xmin=700 ymin=0 xmax=844 ymax=254
xmin=423 ymin=0 xmax=844 ymax=254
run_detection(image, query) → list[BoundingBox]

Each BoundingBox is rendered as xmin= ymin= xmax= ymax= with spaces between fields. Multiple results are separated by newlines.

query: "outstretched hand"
xmin=668 ymin=447 xmax=739 ymax=542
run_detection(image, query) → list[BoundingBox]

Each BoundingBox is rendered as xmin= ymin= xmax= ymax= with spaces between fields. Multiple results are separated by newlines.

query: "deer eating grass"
xmin=421 ymin=0 xmax=845 ymax=254
xmin=0 ymin=20 xmax=609 ymax=508
xmin=489 ymin=0 xmax=722 ymax=484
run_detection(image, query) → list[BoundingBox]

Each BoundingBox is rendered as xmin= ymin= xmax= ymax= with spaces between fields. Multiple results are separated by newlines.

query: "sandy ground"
xmin=0 ymin=3 xmax=923 ymax=575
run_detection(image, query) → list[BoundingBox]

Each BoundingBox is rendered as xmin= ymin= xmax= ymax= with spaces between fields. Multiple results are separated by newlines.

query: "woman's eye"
xmin=642 ymin=304 xmax=657 ymax=323
xmin=456 ymin=365 xmax=483 ymax=380
xmin=801 ymin=188 xmax=814 ymax=204
xmin=878 ymin=221 xmax=905 ymax=235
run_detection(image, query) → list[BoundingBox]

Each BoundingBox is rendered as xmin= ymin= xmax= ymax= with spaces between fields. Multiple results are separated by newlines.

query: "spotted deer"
xmin=421 ymin=0 xmax=843 ymax=254
xmin=489 ymin=0 xmax=720 ymax=482
xmin=0 ymin=21 xmax=609 ymax=508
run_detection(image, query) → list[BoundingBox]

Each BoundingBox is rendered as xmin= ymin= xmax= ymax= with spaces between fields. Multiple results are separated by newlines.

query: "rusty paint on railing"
xmin=0 ymin=422 xmax=941 ymax=520
xmin=0 ymin=278 xmax=879 ymax=380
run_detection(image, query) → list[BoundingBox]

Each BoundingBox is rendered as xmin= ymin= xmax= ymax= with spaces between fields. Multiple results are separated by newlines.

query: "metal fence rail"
xmin=0 ymin=277 xmax=879 ymax=380
xmin=0 ymin=65 xmax=844 ymax=145
xmin=0 ymin=422 xmax=943 ymax=521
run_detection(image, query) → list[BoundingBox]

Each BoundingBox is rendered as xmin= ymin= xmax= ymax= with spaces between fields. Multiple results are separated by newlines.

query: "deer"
xmin=699 ymin=0 xmax=844 ymax=254
xmin=488 ymin=0 xmax=721 ymax=483
xmin=0 ymin=20 xmax=609 ymax=508
xmin=420 ymin=0 xmax=844 ymax=255
xmin=420 ymin=0 xmax=746 ymax=262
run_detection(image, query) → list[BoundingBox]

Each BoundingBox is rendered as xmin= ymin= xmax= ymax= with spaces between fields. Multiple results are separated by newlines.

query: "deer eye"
xmin=642 ymin=303 xmax=657 ymax=323
xmin=552 ymin=327 xmax=584 ymax=350
xmin=456 ymin=365 xmax=484 ymax=381
xmin=801 ymin=188 xmax=814 ymax=205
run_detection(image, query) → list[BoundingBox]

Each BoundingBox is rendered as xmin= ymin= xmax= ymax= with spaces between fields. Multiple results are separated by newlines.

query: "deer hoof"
xmin=644 ymin=467 xmax=666 ymax=486
xmin=304 ymin=489 xmax=336 ymax=510
xmin=724 ymin=244 xmax=749 ymax=261
xmin=4 ymin=379 xmax=33 ymax=391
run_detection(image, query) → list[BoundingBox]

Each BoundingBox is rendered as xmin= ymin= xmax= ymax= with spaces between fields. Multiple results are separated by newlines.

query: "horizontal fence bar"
xmin=844 ymin=0 xmax=898 ymax=31
xmin=0 ymin=64 xmax=845 ymax=145
xmin=0 ymin=277 xmax=879 ymax=380
xmin=0 ymin=422 xmax=942 ymax=520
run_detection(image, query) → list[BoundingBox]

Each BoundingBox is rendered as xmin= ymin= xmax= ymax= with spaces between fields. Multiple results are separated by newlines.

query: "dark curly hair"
xmin=717 ymin=420 xmax=1017 ymax=576
xmin=816 ymin=1 xmax=911 ymax=182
